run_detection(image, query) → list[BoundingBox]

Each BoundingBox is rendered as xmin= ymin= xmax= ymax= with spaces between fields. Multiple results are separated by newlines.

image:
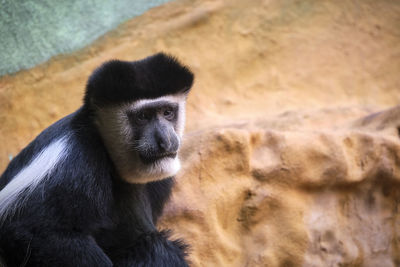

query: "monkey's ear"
xmin=84 ymin=60 xmax=137 ymax=107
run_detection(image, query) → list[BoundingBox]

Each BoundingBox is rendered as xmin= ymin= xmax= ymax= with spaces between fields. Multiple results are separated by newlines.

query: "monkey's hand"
xmin=112 ymin=230 xmax=189 ymax=267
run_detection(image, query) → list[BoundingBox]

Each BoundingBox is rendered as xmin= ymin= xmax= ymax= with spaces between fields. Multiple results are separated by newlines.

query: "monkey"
xmin=0 ymin=53 xmax=194 ymax=267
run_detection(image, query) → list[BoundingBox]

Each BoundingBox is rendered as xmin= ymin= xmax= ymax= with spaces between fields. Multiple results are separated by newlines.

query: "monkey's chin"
xmin=122 ymin=157 xmax=181 ymax=184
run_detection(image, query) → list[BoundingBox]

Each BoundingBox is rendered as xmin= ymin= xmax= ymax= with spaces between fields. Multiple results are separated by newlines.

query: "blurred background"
xmin=1 ymin=0 xmax=400 ymax=266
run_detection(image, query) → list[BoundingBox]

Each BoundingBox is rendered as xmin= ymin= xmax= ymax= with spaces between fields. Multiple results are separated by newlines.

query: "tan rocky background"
xmin=1 ymin=0 xmax=400 ymax=266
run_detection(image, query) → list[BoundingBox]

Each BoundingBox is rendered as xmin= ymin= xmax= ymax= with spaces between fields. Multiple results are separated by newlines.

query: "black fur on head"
xmin=84 ymin=53 xmax=194 ymax=107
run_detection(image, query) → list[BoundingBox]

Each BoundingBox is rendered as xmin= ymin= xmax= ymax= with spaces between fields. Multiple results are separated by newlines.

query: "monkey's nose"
xmin=155 ymin=129 xmax=172 ymax=152
xmin=157 ymin=137 xmax=171 ymax=152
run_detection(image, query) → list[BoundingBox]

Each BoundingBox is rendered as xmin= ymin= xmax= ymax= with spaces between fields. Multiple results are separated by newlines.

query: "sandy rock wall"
xmin=162 ymin=106 xmax=400 ymax=266
xmin=0 ymin=0 xmax=400 ymax=266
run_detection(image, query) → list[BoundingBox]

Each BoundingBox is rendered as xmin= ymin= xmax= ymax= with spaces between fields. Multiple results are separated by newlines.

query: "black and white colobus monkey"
xmin=0 ymin=53 xmax=194 ymax=267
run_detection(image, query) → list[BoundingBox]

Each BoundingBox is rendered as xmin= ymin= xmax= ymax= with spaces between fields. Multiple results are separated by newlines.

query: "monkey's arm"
xmin=20 ymin=232 xmax=113 ymax=267
xmin=95 ymin=179 xmax=188 ymax=266
xmin=146 ymin=177 xmax=175 ymax=223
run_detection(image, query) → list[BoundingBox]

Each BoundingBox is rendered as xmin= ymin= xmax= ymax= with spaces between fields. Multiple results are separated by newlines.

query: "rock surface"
xmin=1 ymin=0 xmax=400 ymax=266
xmin=162 ymin=105 xmax=400 ymax=266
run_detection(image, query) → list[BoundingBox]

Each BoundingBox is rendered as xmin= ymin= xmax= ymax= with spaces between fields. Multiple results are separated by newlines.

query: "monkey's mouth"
xmin=140 ymin=152 xmax=177 ymax=164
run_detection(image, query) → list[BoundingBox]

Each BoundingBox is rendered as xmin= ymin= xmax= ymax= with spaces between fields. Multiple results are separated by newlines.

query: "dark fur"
xmin=0 ymin=53 xmax=193 ymax=266
xmin=85 ymin=53 xmax=194 ymax=106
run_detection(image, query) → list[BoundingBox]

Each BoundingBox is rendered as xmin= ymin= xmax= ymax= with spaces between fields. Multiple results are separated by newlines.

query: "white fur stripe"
xmin=0 ymin=136 xmax=69 ymax=222
xmin=132 ymin=94 xmax=186 ymax=110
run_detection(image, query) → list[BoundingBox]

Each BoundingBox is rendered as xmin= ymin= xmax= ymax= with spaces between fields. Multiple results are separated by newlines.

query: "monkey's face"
xmin=95 ymin=95 xmax=186 ymax=184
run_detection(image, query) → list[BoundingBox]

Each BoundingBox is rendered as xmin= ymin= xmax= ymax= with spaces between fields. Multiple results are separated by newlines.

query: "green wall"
xmin=0 ymin=0 xmax=171 ymax=76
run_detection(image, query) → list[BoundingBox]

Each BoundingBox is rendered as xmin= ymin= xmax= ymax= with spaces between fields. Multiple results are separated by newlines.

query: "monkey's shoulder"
xmin=0 ymin=112 xmax=74 ymax=188
xmin=0 ymin=109 xmax=108 ymax=187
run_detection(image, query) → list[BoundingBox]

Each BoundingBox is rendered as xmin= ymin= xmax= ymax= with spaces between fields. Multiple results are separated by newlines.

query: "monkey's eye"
xmin=163 ymin=108 xmax=175 ymax=120
xmin=138 ymin=112 xmax=147 ymax=120
xmin=135 ymin=110 xmax=151 ymax=124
